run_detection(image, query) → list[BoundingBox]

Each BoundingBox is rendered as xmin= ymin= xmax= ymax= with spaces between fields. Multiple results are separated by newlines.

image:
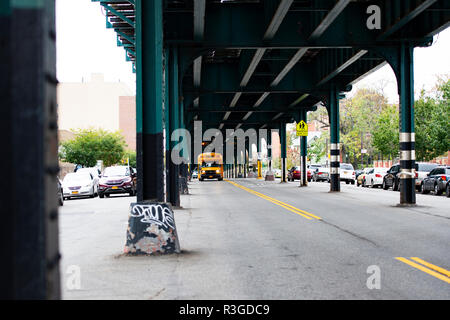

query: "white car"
xmin=62 ymin=172 xmax=97 ymax=199
xmin=340 ymin=163 xmax=355 ymax=184
xmin=76 ymin=167 xmax=100 ymax=189
xmin=365 ymin=167 xmax=388 ymax=188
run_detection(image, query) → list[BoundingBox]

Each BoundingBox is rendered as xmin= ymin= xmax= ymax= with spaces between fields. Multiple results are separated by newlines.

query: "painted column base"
xmin=247 ymin=171 xmax=256 ymax=178
xmin=265 ymin=171 xmax=275 ymax=181
xmin=400 ymin=178 xmax=416 ymax=205
xmin=330 ymin=174 xmax=341 ymax=192
xmin=124 ymin=202 xmax=181 ymax=255
xmin=179 ymin=176 xmax=189 ymax=195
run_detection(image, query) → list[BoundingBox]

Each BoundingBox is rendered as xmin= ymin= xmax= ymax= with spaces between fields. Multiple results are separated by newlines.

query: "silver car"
xmin=62 ymin=172 xmax=97 ymax=199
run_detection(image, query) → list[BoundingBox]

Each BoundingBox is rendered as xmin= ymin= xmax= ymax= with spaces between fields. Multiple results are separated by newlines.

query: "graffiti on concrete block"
xmin=125 ymin=202 xmax=180 ymax=255
xmin=130 ymin=204 xmax=176 ymax=229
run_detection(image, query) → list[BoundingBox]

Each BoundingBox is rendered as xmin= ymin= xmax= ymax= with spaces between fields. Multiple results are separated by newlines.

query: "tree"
xmin=340 ymin=88 xmax=389 ymax=167
xmin=414 ymin=80 xmax=449 ymax=161
xmin=59 ymin=128 xmax=127 ymax=167
xmin=308 ymin=133 xmax=327 ymax=164
xmin=123 ymin=150 xmax=137 ymax=167
xmin=286 ymin=125 xmax=300 ymax=169
xmin=372 ymin=104 xmax=399 ymax=159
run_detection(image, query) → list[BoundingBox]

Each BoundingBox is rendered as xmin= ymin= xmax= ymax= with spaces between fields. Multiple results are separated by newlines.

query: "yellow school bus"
xmin=197 ymin=152 xmax=224 ymax=181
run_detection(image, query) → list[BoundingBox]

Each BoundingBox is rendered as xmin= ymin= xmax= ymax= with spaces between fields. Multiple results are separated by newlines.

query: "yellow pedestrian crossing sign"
xmin=296 ymin=120 xmax=308 ymax=136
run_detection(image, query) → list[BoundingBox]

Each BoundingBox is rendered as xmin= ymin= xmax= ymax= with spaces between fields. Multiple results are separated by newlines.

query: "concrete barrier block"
xmin=124 ymin=202 xmax=181 ymax=255
xmin=265 ymin=171 xmax=275 ymax=181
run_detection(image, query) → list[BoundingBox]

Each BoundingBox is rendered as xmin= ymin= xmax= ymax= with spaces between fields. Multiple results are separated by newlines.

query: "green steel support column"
xmin=300 ymin=109 xmax=308 ymax=187
xmin=329 ymin=85 xmax=341 ymax=192
xmin=280 ymin=122 xmax=287 ymax=183
xmin=0 ymin=0 xmax=60 ymax=299
xmin=164 ymin=48 xmax=170 ymax=202
xmin=398 ymin=44 xmax=416 ymax=205
xmin=267 ymin=132 xmax=272 ymax=169
xmin=168 ymin=46 xmax=180 ymax=207
xmin=234 ymin=143 xmax=239 ymax=178
xmin=136 ymin=0 xmax=165 ymax=202
xmin=265 ymin=131 xmax=275 ymax=181
xmin=257 ymin=134 xmax=262 ymax=179
xmin=244 ymin=138 xmax=248 ymax=178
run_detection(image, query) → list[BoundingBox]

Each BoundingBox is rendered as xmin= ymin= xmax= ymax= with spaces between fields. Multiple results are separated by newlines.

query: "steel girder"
xmin=93 ymin=0 xmax=449 ymax=131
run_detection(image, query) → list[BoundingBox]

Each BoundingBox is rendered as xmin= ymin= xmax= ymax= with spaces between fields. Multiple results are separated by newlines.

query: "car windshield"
xmin=416 ymin=163 xmax=438 ymax=172
xmin=78 ymin=168 xmax=97 ymax=175
xmin=341 ymin=164 xmax=354 ymax=170
xmin=103 ymin=167 xmax=129 ymax=177
xmin=64 ymin=173 xmax=91 ymax=182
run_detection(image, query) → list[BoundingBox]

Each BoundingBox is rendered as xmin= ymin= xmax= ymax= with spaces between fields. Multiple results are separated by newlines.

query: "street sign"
xmin=296 ymin=120 xmax=308 ymax=136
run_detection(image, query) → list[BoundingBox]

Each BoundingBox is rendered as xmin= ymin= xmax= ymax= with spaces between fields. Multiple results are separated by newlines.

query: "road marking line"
xmin=226 ymin=180 xmax=321 ymax=220
xmin=409 ymin=257 xmax=450 ymax=278
xmin=396 ymin=257 xmax=450 ymax=284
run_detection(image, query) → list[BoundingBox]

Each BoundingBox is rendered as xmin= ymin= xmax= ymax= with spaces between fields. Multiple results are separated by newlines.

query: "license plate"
xmin=209 ymin=176 xmax=213 ymax=178
xmin=71 ymin=191 xmax=79 ymax=194
xmin=344 ymin=171 xmax=348 ymax=174
xmin=112 ymin=186 xmax=119 ymax=189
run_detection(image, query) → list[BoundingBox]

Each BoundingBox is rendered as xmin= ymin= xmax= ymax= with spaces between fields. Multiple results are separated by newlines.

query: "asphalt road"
xmin=59 ymin=178 xmax=450 ymax=299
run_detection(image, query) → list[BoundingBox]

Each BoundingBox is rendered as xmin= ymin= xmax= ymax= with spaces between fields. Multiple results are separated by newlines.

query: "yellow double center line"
xmin=226 ymin=180 xmax=321 ymax=220
xmin=396 ymin=257 xmax=450 ymax=284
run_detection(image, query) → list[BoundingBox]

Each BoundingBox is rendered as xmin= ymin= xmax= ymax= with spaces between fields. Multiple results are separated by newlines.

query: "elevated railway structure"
xmin=94 ymin=0 xmax=449 ymax=205
xmin=0 ymin=0 xmax=448 ymax=298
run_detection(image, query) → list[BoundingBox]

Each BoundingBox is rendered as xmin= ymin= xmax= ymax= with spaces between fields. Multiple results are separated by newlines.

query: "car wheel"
xmin=105 ymin=194 xmax=110 ymax=198
xmin=59 ymin=194 xmax=64 ymax=206
xmin=434 ymin=184 xmax=442 ymax=196
xmin=99 ymin=193 xmax=104 ymax=198
xmin=382 ymin=180 xmax=388 ymax=190
xmin=420 ymin=183 xmax=428 ymax=194
xmin=446 ymin=184 xmax=450 ymax=198
xmin=351 ymin=180 xmax=355 ymax=185
xmin=393 ymin=180 xmax=398 ymax=191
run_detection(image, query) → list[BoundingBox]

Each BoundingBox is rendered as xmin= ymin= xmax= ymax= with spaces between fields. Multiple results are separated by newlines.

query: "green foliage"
xmin=340 ymin=88 xmax=389 ymax=166
xmin=372 ymin=104 xmax=399 ymax=159
xmin=59 ymin=128 xmax=127 ymax=167
xmin=123 ymin=150 xmax=137 ymax=167
xmin=308 ymin=133 xmax=327 ymax=164
xmin=414 ymin=81 xmax=449 ymax=161
xmin=286 ymin=126 xmax=299 ymax=169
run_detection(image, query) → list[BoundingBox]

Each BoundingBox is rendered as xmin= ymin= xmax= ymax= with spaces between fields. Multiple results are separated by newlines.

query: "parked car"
xmin=313 ymin=167 xmax=329 ymax=182
xmin=340 ymin=163 xmax=355 ymax=184
xmin=415 ymin=162 xmax=439 ymax=191
xmin=421 ymin=166 xmax=450 ymax=196
xmin=355 ymin=169 xmax=364 ymax=179
xmin=288 ymin=166 xmax=300 ymax=181
xmin=383 ymin=164 xmax=401 ymax=191
xmin=192 ymin=170 xmax=198 ymax=179
xmin=288 ymin=166 xmax=312 ymax=182
xmin=273 ymin=169 xmax=282 ymax=178
xmin=57 ymin=178 xmax=64 ymax=206
xmin=62 ymin=172 xmax=97 ymax=200
xmin=365 ymin=167 xmax=389 ymax=188
xmin=307 ymin=164 xmax=321 ymax=182
xmin=357 ymin=168 xmax=373 ymax=187
xmin=98 ymin=166 xmax=137 ymax=198
xmin=77 ymin=167 xmax=101 ymax=189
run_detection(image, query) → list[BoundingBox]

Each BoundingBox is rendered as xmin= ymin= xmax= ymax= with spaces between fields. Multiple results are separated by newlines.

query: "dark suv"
xmin=98 ymin=166 xmax=137 ymax=198
xmin=421 ymin=166 xmax=450 ymax=196
xmin=383 ymin=164 xmax=401 ymax=191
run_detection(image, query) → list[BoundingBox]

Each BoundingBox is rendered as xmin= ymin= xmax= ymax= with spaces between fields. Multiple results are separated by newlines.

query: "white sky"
xmin=56 ymin=0 xmax=450 ymax=103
